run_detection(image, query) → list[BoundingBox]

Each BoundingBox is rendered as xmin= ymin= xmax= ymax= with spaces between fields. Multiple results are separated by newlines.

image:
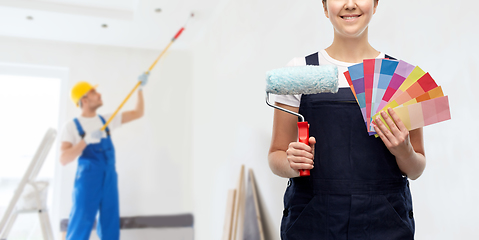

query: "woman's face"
xmin=323 ymin=0 xmax=378 ymax=38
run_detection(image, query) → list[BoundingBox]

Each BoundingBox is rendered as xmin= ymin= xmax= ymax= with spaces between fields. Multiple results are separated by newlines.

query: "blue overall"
xmin=66 ymin=115 xmax=120 ymax=240
xmin=280 ymin=53 xmax=415 ymax=239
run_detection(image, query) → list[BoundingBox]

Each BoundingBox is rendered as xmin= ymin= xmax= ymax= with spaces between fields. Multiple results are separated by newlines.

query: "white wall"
xmin=190 ymin=0 xmax=479 ymax=239
xmin=0 ymin=35 xmax=194 ymax=236
xmin=1 ymin=0 xmax=478 ymax=239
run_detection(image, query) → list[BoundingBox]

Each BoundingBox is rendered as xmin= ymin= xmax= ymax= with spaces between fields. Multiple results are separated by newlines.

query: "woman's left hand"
xmin=373 ymin=108 xmax=414 ymax=159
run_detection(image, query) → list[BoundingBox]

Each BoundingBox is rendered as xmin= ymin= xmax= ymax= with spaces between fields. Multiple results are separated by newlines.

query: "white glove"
xmin=84 ymin=129 xmax=102 ymax=144
xmin=138 ymin=72 xmax=149 ymax=90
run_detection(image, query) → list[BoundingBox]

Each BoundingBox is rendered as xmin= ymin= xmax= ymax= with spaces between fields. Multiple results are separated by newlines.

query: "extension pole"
xmin=100 ymin=13 xmax=193 ymax=131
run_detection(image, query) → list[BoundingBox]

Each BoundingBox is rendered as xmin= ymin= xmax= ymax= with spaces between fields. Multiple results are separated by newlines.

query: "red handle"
xmin=297 ymin=121 xmax=310 ymax=177
xmin=172 ymin=27 xmax=185 ymax=41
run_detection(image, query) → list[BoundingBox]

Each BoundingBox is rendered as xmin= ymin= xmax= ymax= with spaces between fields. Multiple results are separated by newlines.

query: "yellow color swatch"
xmin=373 ymin=106 xmax=410 ymax=138
xmin=398 ymin=66 xmax=426 ymax=92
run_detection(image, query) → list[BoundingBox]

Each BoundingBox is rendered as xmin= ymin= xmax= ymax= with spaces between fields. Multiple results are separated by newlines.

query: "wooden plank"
xmin=231 ymin=165 xmax=245 ymax=240
xmin=250 ymin=169 xmax=264 ymax=239
xmin=236 ymin=178 xmax=246 ymax=240
xmin=222 ymin=189 xmax=236 ymax=240
xmin=242 ymin=169 xmax=265 ymax=240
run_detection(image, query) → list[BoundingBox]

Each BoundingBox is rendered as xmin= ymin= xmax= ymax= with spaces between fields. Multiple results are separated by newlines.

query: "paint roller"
xmin=100 ymin=13 xmax=195 ymax=131
xmin=265 ymin=65 xmax=339 ymax=176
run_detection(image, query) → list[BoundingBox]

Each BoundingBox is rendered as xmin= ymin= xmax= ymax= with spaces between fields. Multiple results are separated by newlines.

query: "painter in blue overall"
xmin=277 ymin=52 xmax=417 ymax=239
xmin=60 ymin=73 xmax=148 ymax=239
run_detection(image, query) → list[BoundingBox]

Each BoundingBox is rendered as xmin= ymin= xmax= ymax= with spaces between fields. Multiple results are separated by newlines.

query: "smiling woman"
xmin=268 ymin=0 xmax=425 ymax=239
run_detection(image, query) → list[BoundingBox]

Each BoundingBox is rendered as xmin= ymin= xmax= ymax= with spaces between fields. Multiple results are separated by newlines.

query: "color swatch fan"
xmin=344 ymin=58 xmax=451 ymax=135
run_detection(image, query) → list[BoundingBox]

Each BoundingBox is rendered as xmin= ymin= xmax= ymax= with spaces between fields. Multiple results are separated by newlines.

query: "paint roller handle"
xmin=101 ymin=82 xmax=141 ymax=131
xmin=149 ymin=22 xmax=188 ymax=72
xmin=297 ymin=121 xmax=310 ymax=177
xmin=172 ymin=27 xmax=185 ymax=41
xmin=147 ymin=26 xmax=180 ymax=72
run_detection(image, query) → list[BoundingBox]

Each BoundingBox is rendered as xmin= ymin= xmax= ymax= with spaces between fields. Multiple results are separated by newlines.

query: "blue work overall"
xmin=280 ymin=53 xmax=415 ymax=239
xmin=66 ymin=115 xmax=120 ymax=240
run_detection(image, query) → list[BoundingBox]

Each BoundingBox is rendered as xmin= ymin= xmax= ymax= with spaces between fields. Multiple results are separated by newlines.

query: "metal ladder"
xmin=0 ymin=128 xmax=57 ymax=240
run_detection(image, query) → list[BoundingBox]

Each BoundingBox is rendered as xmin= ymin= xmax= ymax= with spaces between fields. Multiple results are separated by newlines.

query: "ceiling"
xmin=0 ymin=0 xmax=220 ymax=50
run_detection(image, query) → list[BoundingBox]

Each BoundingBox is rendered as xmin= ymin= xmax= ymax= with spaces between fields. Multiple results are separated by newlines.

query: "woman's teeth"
xmin=342 ymin=15 xmax=360 ymax=19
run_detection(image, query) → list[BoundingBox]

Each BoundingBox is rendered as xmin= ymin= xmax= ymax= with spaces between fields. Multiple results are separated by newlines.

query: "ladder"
xmin=0 ymin=128 xmax=57 ymax=240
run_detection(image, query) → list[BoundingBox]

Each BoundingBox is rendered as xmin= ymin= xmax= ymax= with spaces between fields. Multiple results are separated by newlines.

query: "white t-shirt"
xmin=61 ymin=113 xmax=122 ymax=145
xmin=274 ymin=49 xmax=385 ymax=107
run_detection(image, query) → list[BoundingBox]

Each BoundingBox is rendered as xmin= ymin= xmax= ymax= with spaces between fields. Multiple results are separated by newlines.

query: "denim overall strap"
xmin=73 ymin=118 xmax=85 ymax=138
xmin=97 ymin=115 xmax=110 ymax=136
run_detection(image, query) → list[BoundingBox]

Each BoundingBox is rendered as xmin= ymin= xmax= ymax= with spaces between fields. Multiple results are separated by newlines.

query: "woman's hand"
xmin=373 ymin=108 xmax=414 ymax=159
xmin=373 ymin=108 xmax=426 ymax=180
xmin=286 ymin=137 xmax=316 ymax=176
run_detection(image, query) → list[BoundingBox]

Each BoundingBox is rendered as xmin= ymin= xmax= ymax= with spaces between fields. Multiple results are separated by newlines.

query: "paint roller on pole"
xmin=265 ymin=65 xmax=339 ymax=176
xmin=100 ymin=13 xmax=194 ymax=131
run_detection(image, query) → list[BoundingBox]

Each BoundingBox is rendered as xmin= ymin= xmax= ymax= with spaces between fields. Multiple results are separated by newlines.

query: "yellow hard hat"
xmin=71 ymin=81 xmax=98 ymax=107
